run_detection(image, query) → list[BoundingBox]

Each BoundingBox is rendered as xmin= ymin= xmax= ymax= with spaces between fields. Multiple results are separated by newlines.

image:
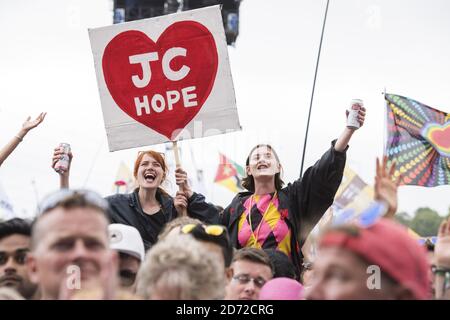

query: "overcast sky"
xmin=1 ymin=0 xmax=449 ymax=219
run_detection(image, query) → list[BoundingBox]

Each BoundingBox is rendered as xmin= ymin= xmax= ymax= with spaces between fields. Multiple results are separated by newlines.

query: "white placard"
xmin=89 ymin=6 xmax=240 ymax=151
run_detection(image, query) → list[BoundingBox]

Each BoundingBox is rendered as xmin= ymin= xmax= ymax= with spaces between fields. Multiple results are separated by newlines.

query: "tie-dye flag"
xmin=214 ymin=153 xmax=245 ymax=193
xmin=385 ymin=93 xmax=450 ymax=186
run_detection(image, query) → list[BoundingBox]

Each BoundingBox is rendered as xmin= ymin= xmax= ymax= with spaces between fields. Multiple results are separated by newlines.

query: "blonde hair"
xmin=136 ymin=234 xmax=226 ymax=300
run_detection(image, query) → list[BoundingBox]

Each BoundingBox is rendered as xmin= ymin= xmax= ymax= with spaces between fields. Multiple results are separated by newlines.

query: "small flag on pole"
xmin=214 ymin=153 xmax=245 ymax=193
xmin=112 ymin=161 xmax=135 ymax=194
xmin=385 ymin=93 xmax=450 ymax=186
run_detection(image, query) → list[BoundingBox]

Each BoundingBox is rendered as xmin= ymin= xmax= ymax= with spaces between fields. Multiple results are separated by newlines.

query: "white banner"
xmin=89 ymin=6 xmax=240 ymax=151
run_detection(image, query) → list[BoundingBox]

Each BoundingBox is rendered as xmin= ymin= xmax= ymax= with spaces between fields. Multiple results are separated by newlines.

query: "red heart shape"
xmin=102 ymin=21 xmax=218 ymax=139
xmin=430 ymin=125 xmax=450 ymax=149
xmin=422 ymin=121 xmax=450 ymax=157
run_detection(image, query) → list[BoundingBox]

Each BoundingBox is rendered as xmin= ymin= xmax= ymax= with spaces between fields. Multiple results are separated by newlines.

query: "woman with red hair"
xmin=52 ymin=149 xmax=218 ymax=250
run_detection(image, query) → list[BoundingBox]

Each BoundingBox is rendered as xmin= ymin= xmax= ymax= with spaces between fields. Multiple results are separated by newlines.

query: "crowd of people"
xmin=1 ymin=108 xmax=450 ymax=300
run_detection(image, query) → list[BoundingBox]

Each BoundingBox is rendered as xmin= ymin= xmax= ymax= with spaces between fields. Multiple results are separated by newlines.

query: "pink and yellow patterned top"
xmin=237 ymin=193 xmax=291 ymax=257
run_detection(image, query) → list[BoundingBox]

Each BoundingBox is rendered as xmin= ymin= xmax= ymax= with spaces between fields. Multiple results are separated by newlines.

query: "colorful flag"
xmin=333 ymin=166 xmax=374 ymax=212
xmin=214 ymin=153 xmax=245 ymax=193
xmin=385 ymin=94 xmax=450 ymax=186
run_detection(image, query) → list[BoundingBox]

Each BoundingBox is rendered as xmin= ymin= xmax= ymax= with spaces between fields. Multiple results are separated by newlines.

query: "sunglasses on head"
xmin=137 ymin=150 xmax=165 ymax=157
xmin=37 ymin=189 xmax=109 ymax=215
xmin=181 ymin=224 xmax=226 ymax=237
xmin=418 ymin=236 xmax=437 ymax=245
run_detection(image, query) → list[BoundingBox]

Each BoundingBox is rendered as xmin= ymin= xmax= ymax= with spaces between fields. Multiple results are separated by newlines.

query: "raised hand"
xmin=345 ymin=106 xmax=366 ymax=130
xmin=435 ymin=218 xmax=450 ymax=269
xmin=51 ymin=145 xmax=73 ymax=189
xmin=0 ymin=112 xmax=47 ymax=167
xmin=21 ymin=112 xmax=47 ymax=132
xmin=174 ymin=167 xmax=193 ymax=198
xmin=52 ymin=146 xmax=73 ymax=175
xmin=374 ymin=156 xmax=398 ymax=218
xmin=174 ymin=191 xmax=188 ymax=217
xmin=334 ymin=104 xmax=367 ymax=152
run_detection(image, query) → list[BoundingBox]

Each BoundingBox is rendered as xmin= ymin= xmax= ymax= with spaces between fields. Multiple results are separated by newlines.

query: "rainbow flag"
xmin=385 ymin=94 xmax=450 ymax=186
xmin=214 ymin=153 xmax=245 ymax=193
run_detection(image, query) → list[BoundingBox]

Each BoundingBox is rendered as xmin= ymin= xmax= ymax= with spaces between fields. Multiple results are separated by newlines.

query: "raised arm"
xmin=175 ymin=167 xmax=219 ymax=223
xmin=289 ymin=105 xmax=366 ymax=239
xmin=334 ymin=106 xmax=366 ymax=152
xmin=374 ymin=156 xmax=398 ymax=218
xmin=0 ymin=112 xmax=46 ymax=167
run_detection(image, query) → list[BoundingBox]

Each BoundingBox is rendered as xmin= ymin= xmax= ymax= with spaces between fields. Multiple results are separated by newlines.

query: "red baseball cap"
xmin=319 ymin=218 xmax=430 ymax=299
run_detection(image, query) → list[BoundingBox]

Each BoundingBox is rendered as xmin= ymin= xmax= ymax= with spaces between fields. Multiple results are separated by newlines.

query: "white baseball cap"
xmin=108 ymin=224 xmax=145 ymax=262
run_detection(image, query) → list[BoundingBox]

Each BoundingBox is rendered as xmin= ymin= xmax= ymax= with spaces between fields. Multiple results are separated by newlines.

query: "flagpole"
xmin=83 ymin=140 xmax=104 ymax=187
xmin=172 ymin=140 xmax=187 ymax=217
xmin=299 ymin=0 xmax=331 ymax=177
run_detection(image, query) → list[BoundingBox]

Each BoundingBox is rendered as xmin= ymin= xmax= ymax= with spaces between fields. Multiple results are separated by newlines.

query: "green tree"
xmin=409 ymin=207 xmax=444 ymax=237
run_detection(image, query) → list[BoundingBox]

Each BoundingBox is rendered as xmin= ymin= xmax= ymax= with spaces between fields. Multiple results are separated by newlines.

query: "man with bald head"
xmin=27 ymin=189 xmax=118 ymax=300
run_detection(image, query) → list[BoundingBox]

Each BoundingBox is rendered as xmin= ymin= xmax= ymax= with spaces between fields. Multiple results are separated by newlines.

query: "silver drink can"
xmin=347 ymin=99 xmax=363 ymax=129
xmin=55 ymin=143 xmax=71 ymax=173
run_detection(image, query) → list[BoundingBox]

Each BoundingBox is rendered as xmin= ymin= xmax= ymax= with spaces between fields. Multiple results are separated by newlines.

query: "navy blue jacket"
xmin=106 ymin=189 xmax=219 ymax=250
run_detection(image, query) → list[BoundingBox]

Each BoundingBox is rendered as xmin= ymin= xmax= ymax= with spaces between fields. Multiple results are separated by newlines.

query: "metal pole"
xmin=299 ymin=0 xmax=330 ymax=177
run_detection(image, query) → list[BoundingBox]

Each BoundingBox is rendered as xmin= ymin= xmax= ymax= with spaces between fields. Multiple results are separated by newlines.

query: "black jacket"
xmin=220 ymin=141 xmax=347 ymax=276
xmin=105 ymin=188 xmax=219 ymax=250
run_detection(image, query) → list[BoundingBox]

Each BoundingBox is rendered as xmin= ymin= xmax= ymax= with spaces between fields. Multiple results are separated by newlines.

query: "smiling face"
xmin=246 ymin=146 xmax=281 ymax=180
xmin=135 ymin=153 xmax=166 ymax=190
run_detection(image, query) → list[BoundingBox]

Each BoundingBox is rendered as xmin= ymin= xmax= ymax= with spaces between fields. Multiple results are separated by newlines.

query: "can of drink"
xmin=54 ymin=143 xmax=71 ymax=174
xmin=347 ymin=99 xmax=363 ymax=129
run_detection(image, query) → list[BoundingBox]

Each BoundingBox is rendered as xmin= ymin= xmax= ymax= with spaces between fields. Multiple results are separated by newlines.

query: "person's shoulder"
xmin=232 ymin=191 xmax=252 ymax=203
xmin=105 ymin=192 xmax=133 ymax=205
xmin=156 ymin=189 xmax=173 ymax=206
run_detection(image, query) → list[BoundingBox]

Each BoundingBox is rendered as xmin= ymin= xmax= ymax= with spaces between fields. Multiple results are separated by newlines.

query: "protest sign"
xmin=89 ymin=6 xmax=240 ymax=151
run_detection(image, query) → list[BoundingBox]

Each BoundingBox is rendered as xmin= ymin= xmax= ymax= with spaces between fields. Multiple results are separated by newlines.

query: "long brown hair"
xmin=241 ymin=144 xmax=284 ymax=192
xmin=133 ymin=150 xmax=169 ymax=196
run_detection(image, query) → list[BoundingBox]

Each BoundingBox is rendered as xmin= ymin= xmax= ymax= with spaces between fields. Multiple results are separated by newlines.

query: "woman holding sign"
xmin=52 ymin=149 xmax=218 ymax=251
xmin=220 ymin=106 xmax=366 ymax=278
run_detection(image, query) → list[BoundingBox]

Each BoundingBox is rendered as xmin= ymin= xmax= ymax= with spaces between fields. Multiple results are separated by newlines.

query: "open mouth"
xmin=144 ymin=172 xmax=157 ymax=183
xmin=257 ymin=164 xmax=269 ymax=169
